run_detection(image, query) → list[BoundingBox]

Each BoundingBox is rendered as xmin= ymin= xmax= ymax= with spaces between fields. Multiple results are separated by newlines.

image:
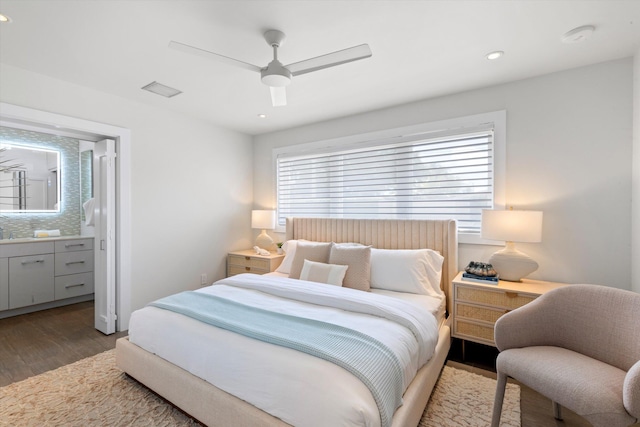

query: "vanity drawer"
xmin=55 ymin=251 xmax=94 ymax=276
xmin=0 ymin=242 xmax=55 ymax=258
xmin=55 ymin=238 xmax=94 ymax=253
xmin=227 ymin=254 xmax=271 ymax=270
xmin=55 ymin=272 xmax=94 ymax=300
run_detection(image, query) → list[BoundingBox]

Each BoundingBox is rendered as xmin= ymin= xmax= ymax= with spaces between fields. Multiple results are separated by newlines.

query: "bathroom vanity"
xmin=0 ymin=236 xmax=94 ymax=318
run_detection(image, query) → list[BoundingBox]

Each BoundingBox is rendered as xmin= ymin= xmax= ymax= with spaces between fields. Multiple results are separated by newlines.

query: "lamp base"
xmin=255 ymin=229 xmax=274 ymax=250
xmin=488 ymin=242 xmax=538 ymax=282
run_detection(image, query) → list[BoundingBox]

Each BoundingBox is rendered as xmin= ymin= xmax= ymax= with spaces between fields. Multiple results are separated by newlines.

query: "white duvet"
xmin=129 ymin=274 xmax=442 ymax=427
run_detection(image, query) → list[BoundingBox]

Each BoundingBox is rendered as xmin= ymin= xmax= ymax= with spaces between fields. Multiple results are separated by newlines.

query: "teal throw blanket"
xmin=150 ymin=291 xmax=404 ymax=427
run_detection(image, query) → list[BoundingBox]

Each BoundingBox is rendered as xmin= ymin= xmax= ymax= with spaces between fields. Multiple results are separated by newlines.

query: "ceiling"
xmin=0 ymin=1 xmax=639 ymax=136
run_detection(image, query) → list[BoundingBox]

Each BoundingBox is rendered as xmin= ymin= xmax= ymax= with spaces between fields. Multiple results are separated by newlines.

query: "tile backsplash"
xmin=0 ymin=126 xmax=81 ymax=238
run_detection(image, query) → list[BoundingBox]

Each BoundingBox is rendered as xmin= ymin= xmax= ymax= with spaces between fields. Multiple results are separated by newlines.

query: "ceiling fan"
xmin=169 ymin=30 xmax=372 ymax=107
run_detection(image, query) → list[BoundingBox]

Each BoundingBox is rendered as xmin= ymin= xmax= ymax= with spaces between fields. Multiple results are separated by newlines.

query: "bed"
xmin=116 ymin=217 xmax=458 ymax=427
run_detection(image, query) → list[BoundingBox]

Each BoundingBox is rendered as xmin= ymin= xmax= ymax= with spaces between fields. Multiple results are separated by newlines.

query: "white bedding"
xmin=266 ymin=271 xmax=447 ymax=326
xmin=129 ymin=274 xmax=443 ymax=427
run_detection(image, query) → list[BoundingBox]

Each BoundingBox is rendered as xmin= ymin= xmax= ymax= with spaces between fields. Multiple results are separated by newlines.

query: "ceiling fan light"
xmin=261 ymin=60 xmax=291 ymax=87
xmin=270 ymin=87 xmax=287 ymax=107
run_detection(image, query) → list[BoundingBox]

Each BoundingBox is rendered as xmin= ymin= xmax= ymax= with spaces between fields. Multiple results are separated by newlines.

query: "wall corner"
xmin=632 ymin=48 xmax=640 ymax=293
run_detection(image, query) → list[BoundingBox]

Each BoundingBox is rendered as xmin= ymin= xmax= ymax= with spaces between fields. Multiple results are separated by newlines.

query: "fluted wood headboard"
xmin=286 ymin=217 xmax=458 ymax=314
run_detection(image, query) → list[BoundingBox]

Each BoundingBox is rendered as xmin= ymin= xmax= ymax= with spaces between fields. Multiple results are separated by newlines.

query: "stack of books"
xmin=462 ymin=272 xmax=499 ymax=285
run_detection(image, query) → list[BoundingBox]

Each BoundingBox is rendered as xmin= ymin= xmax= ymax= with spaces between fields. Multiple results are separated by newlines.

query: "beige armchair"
xmin=491 ymin=284 xmax=640 ymax=427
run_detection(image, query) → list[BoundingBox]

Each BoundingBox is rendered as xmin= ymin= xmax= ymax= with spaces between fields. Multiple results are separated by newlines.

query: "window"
xmin=274 ymin=111 xmax=505 ymax=242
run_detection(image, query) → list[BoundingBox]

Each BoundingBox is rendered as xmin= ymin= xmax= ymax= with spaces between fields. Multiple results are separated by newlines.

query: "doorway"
xmin=0 ymin=102 xmax=132 ymax=332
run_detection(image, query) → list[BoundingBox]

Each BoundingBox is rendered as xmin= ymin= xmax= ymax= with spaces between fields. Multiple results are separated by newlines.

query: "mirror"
xmin=0 ymin=143 xmax=61 ymax=212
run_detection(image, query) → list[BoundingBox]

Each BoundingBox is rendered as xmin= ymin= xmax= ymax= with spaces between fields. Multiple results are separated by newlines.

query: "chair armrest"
xmin=624 ymin=360 xmax=640 ymax=420
xmin=494 ymin=296 xmax=559 ymax=351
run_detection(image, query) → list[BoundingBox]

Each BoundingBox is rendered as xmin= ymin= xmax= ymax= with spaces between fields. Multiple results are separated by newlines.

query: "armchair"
xmin=491 ymin=284 xmax=640 ymax=427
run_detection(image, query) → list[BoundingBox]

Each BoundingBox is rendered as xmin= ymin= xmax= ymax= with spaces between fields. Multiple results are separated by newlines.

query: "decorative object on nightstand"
xmin=251 ymin=210 xmax=276 ymax=250
xmin=276 ymin=242 xmax=284 ymax=255
xmin=481 ymin=208 xmax=543 ymax=282
xmin=462 ymin=261 xmax=498 ymax=284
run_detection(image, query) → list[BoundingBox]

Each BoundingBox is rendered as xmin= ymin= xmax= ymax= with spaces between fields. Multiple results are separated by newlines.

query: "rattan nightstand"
xmin=452 ymin=271 xmax=568 ymax=348
xmin=226 ymin=250 xmax=284 ymax=277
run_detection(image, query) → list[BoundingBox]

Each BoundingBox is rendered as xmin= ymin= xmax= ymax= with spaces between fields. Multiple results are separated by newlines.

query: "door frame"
xmin=0 ymin=102 xmax=132 ymax=331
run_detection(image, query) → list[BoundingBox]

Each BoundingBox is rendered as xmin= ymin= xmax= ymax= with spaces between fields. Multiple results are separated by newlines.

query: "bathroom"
xmin=0 ymin=125 xmax=99 ymax=323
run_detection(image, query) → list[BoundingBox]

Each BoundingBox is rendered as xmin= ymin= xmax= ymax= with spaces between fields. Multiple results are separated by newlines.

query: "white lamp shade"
xmin=251 ymin=210 xmax=276 ymax=230
xmin=481 ymin=210 xmax=543 ymax=243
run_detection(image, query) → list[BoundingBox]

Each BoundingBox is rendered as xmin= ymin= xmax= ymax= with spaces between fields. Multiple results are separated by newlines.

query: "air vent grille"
xmin=141 ymin=81 xmax=182 ymax=98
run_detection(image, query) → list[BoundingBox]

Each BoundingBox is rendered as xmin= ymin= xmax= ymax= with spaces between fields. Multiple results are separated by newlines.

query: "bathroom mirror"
xmin=0 ymin=143 xmax=61 ymax=212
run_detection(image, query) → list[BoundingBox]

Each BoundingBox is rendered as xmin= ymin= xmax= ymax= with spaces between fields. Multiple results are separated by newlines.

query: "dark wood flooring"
xmin=0 ymin=303 xmax=629 ymax=426
xmin=0 ymin=301 xmax=126 ymax=387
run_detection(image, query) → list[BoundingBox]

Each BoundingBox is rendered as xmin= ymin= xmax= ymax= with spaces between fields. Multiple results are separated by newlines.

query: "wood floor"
xmin=0 ymin=302 xmax=609 ymax=427
xmin=0 ymin=301 xmax=126 ymax=387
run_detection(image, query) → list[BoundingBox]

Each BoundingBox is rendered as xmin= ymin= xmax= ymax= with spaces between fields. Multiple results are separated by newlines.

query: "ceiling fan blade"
xmin=286 ymin=44 xmax=372 ymax=77
xmin=270 ymin=86 xmax=287 ymax=107
xmin=169 ymin=41 xmax=262 ymax=73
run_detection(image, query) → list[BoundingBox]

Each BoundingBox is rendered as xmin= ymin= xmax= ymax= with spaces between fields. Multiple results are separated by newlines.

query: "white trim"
xmin=272 ymin=110 xmax=506 ymax=244
xmin=0 ymin=102 xmax=132 ymax=331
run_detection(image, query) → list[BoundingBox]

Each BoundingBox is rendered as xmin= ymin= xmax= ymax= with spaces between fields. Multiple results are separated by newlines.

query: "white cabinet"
xmin=0 ymin=237 xmax=94 ymax=314
xmin=0 ymin=258 xmax=8 ymax=311
xmin=9 ymin=254 xmax=55 ymax=309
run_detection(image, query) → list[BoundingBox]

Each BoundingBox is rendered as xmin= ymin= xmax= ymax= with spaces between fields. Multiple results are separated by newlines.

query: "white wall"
xmin=633 ymin=49 xmax=640 ymax=293
xmin=0 ymin=63 xmax=254 ymax=322
xmin=254 ymin=58 xmax=634 ymax=290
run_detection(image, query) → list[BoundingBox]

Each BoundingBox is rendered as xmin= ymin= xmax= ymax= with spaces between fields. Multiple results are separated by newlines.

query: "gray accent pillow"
xmin=289 ymin=241 xmax=332 ymax=279
xmin=329 ymin=243 xmax=372 ymax=291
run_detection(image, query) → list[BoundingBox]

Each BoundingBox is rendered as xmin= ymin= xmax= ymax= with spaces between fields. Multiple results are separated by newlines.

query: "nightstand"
xmin=452 ymin=271 xmax=569 ymax=349
xmin=227 ymin=250 xmax=284 ymax=277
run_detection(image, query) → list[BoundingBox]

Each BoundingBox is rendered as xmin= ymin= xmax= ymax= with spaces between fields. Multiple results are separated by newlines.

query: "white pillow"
xmin=275 ymin=240 xmax=299 ymax=274
xmin=370 ymin=248 xmax=444 ymax=297
xmin=299 ymin=260 xmax=348 ymax=286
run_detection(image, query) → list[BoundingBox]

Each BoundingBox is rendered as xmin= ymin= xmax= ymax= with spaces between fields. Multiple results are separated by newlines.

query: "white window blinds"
xmin=276 ymin=127 xmax=494 ymax=234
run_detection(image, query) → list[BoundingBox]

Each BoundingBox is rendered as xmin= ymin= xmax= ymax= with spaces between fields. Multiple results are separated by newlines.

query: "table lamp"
xmin=252 ymin=210 xmax=276 ymax=250
xmin=481 ymin=209 xmax=543 ymax=282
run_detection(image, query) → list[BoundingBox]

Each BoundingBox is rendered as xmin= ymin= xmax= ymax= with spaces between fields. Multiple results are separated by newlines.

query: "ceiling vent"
xmin=141 ymin=81 xmax=182 ymax=98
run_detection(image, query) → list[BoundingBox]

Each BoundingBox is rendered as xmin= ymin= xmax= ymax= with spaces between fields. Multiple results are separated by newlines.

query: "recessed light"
xmin=561 ymin=25 xmax=595 ymax=44
xmin=258 ymin=114 xmax=267 ymax=119
xmin=0 ymin=14 xmax=12 ymax=23
xmin=486 ymin=51 xmax=504 ymax=60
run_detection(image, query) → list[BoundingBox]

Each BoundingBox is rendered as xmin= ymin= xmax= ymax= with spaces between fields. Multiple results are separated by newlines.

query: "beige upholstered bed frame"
xmin=116 ymin=217 xmax=458 ymax=427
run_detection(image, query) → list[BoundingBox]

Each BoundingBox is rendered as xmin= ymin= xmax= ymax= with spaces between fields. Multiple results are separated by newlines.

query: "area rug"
xmin=420 ymin=365 xmax=520 ymax=427
xmin=0 ymin=350 xmax=520 ymax=426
